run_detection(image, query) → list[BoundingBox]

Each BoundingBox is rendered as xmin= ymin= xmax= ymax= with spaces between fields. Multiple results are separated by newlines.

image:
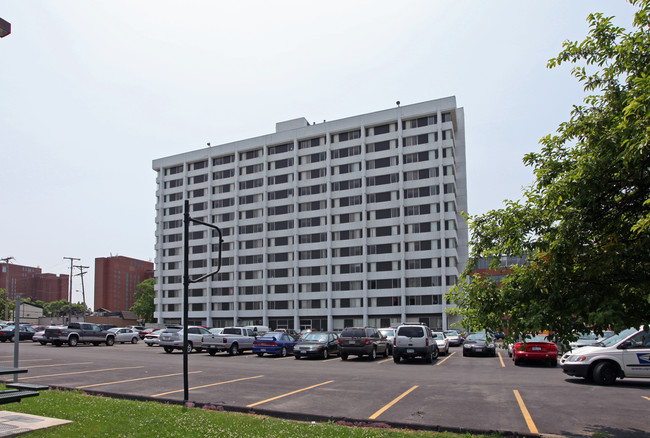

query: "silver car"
xmin=109 ymin=327 xmax=140 ymax=344
xmin=444 ymin=330 xmax=463 ymax=346
xmin=432 ymin=331 xmax=450 ymax=355
xmin=144 ymin=329 xmax=163 ymax=346
xmin=378 ymin=328 xmax=396 ymax=354
xmin=159 ymin=326 xmax=211 ymax=353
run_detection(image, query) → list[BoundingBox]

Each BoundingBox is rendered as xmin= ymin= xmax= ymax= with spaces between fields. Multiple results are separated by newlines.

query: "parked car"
xmin=432 ymin=331 xmax=450 ymax=355
xmin=209 ymin=328 xmax=224 ymax=335
xmin=512 ymin=334 xmax=559 ymax=366
xmin=159 ymin=326 xmax=211 ymax=353
xmin=294 ymin=331 xmax=340 ymax=359
xmin=444 ymin=330 xmax=463 ymax=346
xmin=144 ymin=329 xmax=163 ymax=346
xmin=462 ymin=332 xmax=496 ymax=357
xmin=339 ymin=327 xmax=389 ymax=361
xmin=378 ymin=328 xmax=396 ymax=354
xmin=568 ymin=332 xmax=600 ymax=351
xmin=0 ymin=325 xmax=37 ymax=342
xmin=393 ymin=323 xmax=439 ymax=364
xmin=108 ymin=327 xmax=140 ymax=344
xmin=253 ymin=332 xmax=298 ymax=357
xmin=269 ymin=328 xmax=300 ymax=339
xmin=561 ymin=327 xmax=650 ymax=385
xmin=139 ymin=328 xmax=159 ymax=339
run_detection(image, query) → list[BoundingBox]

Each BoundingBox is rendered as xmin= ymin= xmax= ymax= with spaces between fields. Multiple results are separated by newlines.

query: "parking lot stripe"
xmin=369 ymin=385 xmax=418 ymax=420
xmin=18 ymin=366 xmax=144 ymax=380
xmin=642 ymin=396 xmax=650 ymax=401
xmin=0 ymin=359 xmax=53 ymax=363
xmin=77 ymin=371 xmax=202 ymax=389
xmin=151 ymin=375 xmax=264 ymax=397
xmin=436 ymin=351 xmax=456 ymax=365
xmin=498 ymin=352 xmax=506 ymax=367
xmin=26 ymin=362 xmax=93 ymax=369
xmin=513 ymin=389 xmax=539 ymax=434
xmin=246 ymin=380 xmax=334 ymax=408
xmin=377 ymin=358 xmax=392 ymax=364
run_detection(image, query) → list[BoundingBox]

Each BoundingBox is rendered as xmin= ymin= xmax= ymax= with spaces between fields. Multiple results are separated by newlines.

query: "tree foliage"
xmin=130 ymin=278 xmax=156 ymax=323
xmin=446 ymin=0 xmax=650 ymax=345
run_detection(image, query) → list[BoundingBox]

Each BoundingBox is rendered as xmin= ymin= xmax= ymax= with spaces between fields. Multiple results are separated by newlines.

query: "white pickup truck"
xmin=203 ymin=327 xmax=258 ymax=356
xmin=560 ymin=326 xmax=650 ymax=385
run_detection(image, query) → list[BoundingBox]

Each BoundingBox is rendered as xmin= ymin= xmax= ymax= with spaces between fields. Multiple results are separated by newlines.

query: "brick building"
xmin=0 ymin=263 xmax=68 ymax=303
xmin=94 ymin=256 xmax=154 ymax=312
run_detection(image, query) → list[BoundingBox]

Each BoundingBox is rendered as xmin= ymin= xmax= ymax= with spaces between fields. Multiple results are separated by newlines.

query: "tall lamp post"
xmin=0 ymin=17 xmax=11 ymax=38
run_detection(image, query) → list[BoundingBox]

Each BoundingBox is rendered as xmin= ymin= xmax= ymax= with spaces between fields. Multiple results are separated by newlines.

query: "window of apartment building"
xmin=402 ymin=115 xmax=437 ymax=129
xmin=164 ymin=220 xmax=182 ymax=230
xmin=444 ymin=183 xmax=455 ymax=195
xmin=213 ymin=183 xmax=233 ymax=195
xmin=367 ymin=261 xmax=400 ymax=272
xmin=367 ymin=225 xmax=399 ymax=237
xmin=406 ymin=295 xmax=441 ymax=306
xmin=268 ymin=173 xmax=293 ymax=185
xmin=441 ymin=112 xmax=452 ymax=123
xmin=366 ymin=173 xmax=398 ymax=187
xmin=165 ymin=165 xmax=184 ymax=175
xmin=365 ymin=140 xmax=395 ymax=154
xmin=240 ymin=149 xmax=262 ymax=161
xmin=368 ymin=207 xmax=400 ymax=221
xmin=239 ymin=270 xmax=263 ymax=280
xmin=332 ymin=246 xmax=363 ymax=257
xmin=164 ymin=275 xmax=182 ymax=284
xmin=367 ymin=191 xmax=398 ymax=204
xmin=299 ymin=249 xmax=327 ymax=260
xmin=299 ymin=152 xmax=326 ymax=165
xmin=190 ymin=189 xmax=205 ymax=198
xmin=268 ymin=300 xmax=292 ymax=310
xmin=299 ymin=299 xmax=325 ymax=309
xmin=404 ymin=204 xmax=431 ymax=216
xmin=332 ymin=130 xmax=360 ymax=143
xmin=268 ymin=188 xmax=294 ymax=200
xmin=332 ymin=229 xmax=362 ymax=241
xmin=443 ymin=164 xmax=455 ymax=177
xmin=240 ymin=163 xmax=264 ymax=175
xmin=239 ymin=194 xmax=263 ymax=205
xmin=164 ymin=304 xmax=178 ymax=312
xmin=333 ymin=263 xmax=363 ymax=274
xmin=212 ymin=212 xmax=234 ymax=223
xmin=331 ymin=162 xmax=361 ymax=176
xmin=164 ymin=290 xmax=179 ymax=298
xmin=406 ymin=277 xmax=436 ymax=288
xmin=366 ymin=156 xmax=398 ymax=170
xmin=299 ymin=184 xmax=327 ymax=196
xmin=191 ymin=245 xmax=207 ymax=254
xmin=404 ymin=186 xmax=435 ymax=199
xmin=213 ymin=256 xmax=234 ymax=266
xmin=213 ymin=168 xmax=235 ymax=180
xmin=165 ymin=261 xmax=179 ymax=270
xmin=268 ymin=157 xmax=294 ymax=170
xmin=164 ymin=192 xmax=183 ymax=202
xmin=163 ymin=247 xmax=180 ymax=256
xmin=268 ymin=268 xmax=293 ymax=278
xmin=165 ymin=179 xmax=183 ymax=189
xmin=239 ymin=178 xmax=263 ymax=190
xmin=446 ymin=275 xmax=457 ymax=286
xmin=406 ymin=258 xmax=433 ymax=270
xmin=404 ymin=168 xmax=438 ymax=182
xmin=268 ymin=219 xmax=294 ymax=231
xmin=213 ymin=154 xmax=234 ymax=166
xmin=163 ymin=233 xmax=182 ymax=243
xmin=239 ymin=301 xmax=262 ymax=311
xmin=267 ymin=252 xmax=292 ymax=263
xmin=374 ymin=296 xmax=401 ymax=307
xmin=268 ymin=236 xmax=293 ymax=246
xmin=445 ymin=219 xmax=456 ymax=231
xmin=444 ymin=201 xmax=456 ymax=213
xmin=212 ymin=198 xmax=234 ymax=209
xmin=268 ymin=284 xmax=293 ymax=294
xmin=405 ymin=222 xmax=432 ymax=234
xmin=446 ymin=257 xmax=458 ymax=268
xmin=403 ymin=151 xmax=433 ymax=164
xmin=406 ymin=240 xmax=432 ymax=252
xmin=240 ymin=286 xmax=263 ymax=295
xmin=268 ymin=143 xmax=293 ymax=155
xmin=332 ymin=195 xmax=361 ymax=208
xmin=239 ymin=239 xmax=263 ymax=250
xmin=212 ymin=287 xmax=234 ymax=296
xmin=331 ymin=178 xmax=362 ymax=192
xmin=299 ymin=168 xmax=327 ymax=180
xmin=332 ymin=212 xmax=362 ymax=224
xmin=165 ymin=206 xmax=183 ymax=216
xmin=331 ymin=144 xmax=361 ymax=159
xmin=239 ymin=254 xmax=263 ymax=264
xmin=445 ymin=238 xmax=457 ymax=249
xmin=299 ymin=266 xmax=327 ymax=276
xmin=191 ymin=160 xmax=208 ymax=170
xmin=331 ymin=281 xmax=363 ymax=291
xmin=403 ymin=134 xmax=429 ymax=147
xmin=298 ymin=137 xmax=323 ymax=149
xmin=299 ymin=200 xmax=326 ymax=212
xmin=299 ymin=282 xmax=327 ymax=293
xmin=192 ymin=202 xmax=207 ymax=212
xmin=365 ymin=123 xmax=393 ymax=136
xmin=298 ymin=232 xmax=327 ymax=244
xmin=369 ymin=279 xmax=401 ymax=290
xmin=239 ymin=208 xmax=262 ymax=220
xmin=442 ymin=130 xmax=454 ymax=142
xmin=213 ymin=302 xmax=232 ymax=311
xmin=367 ymin=243 xmax=400 ymax=254
xmin=268 ymin=204 xmax=294 ymax=216
xmin=239 ymin=224 xmax=263 ymax=234
xmin=189 ymin=288 xmax=205 ymax=297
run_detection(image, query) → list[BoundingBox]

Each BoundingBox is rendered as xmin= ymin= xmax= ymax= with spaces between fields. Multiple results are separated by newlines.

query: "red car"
xmin=512 ymin=334 xmax=558 ymax=367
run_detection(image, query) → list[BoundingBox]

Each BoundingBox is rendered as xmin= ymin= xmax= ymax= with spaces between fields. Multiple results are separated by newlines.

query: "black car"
xmin=294 ymin=331 xmax=340 ymax=359
xmin=0 ymin=325 xmax=37 ymax=342
xmin=462 ymin=332 xmax=497 ymax=357
xmin=338 ymin=327 xmax=389 ymax=360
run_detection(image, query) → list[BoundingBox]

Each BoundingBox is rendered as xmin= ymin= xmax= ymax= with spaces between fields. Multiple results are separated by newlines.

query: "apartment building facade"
xmin=152 ymin=97 xmax=468 ymax=331
xmin=94 ymin=255 xmax=154 ymax=312
xmin=1 ymin=263 xmax=68 ymax=303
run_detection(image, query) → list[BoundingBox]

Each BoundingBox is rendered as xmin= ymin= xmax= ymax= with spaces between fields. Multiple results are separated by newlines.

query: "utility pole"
xmin=74 ymin=265 xmax=89 ymax=321
xmin=1 ymin=257 xmax=14 ymax=321
xmin=64 ymin=257 xmax=79 ymax=323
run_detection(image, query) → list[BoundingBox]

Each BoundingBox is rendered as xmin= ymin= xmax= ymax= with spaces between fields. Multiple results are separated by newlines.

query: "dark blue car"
xmin=253 ymin=332 xmax=298 ymax=357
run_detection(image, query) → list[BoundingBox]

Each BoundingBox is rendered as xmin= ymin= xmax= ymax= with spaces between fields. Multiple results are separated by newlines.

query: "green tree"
xmin=0 ymin=289 xmax=15 ymax=321
xmin=446 ymin=0 xmax=650 ymax=345
xmin=131 ymin=278 xmax=156 ymax=323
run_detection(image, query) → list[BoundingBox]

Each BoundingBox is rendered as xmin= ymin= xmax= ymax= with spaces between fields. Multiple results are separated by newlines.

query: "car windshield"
xmin=397 ymin=327 xmax=424 ymax=337
xmin=444 ymin=331 xmax=458 ymax=337
xmin=577 ymin=332 xmax=598 ymax=341
xmin=342 ymin=329 xmax=366 ymax=337
xmin=465 ymin=333 xmax=486 ymax=341
xmin=108 ymin=328 xmax=119 ymax=333
xmin=432 ymin=332 xmax=445 ymax=339
xmin=379 ymin=329 xmax=394 ymax=337
xmin=303 ymin=333 xmax=328 ymax=342
xmin=260 ymin=332 xmax=283 ymax=339
xmin=599 ymin=328 xmax=640 ymax=347
xmin=164 ymin=328 xmax=181 ymax=333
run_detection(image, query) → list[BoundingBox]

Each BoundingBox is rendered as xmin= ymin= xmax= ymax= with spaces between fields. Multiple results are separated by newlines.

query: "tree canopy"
xmin=446 ymin=0 xmax=650 ymax=345
xmin=130 ymin=278 xmax=155 ymax=323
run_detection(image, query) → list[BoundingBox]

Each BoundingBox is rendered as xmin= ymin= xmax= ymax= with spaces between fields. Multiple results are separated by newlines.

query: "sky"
xmin=0 ymin=1 xmax=638 ymax=310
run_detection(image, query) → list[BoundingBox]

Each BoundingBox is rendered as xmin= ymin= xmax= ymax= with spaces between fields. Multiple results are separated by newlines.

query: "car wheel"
xmin=120 ymin=342 xmax=125 ymax=344
xmin=229 ymin=343 xmax=239 ymax=356
xmin=368 ymin=348 xmax=377 ymax=361
xmin=208 ymin=349 xmax=217 ymax=356
xmin=463 ymin=349 xmax=468 ymax=357
xmin=514 ymin=358 xmax=521 ymax=366
xmin=280 ymin=347 xmax=287 ymax=357
xmin=322 ymin=349 xmax=329 ymax=360
xmin=186 ymin=342 xmax=193 ymax=354
xmin=0 ymin=339 xmax=5 ymax=343
xmin=131 ymin=337 xmax=138 ymax=344
xmin=425 ymin=350 xmax=433 ymax=364
xmin=548 ymin=359 xmax=558 ymax=367
xmin=382 ymin=346 xmax=389 ymax=358
xmin=54 ymin=341 xmax=62 ymax=347
xmin=432 ymin=347 xmax=439 ymax=360
xmin=294 ymin=355 xmax=300 ymax=360
xmin=393 ymin=354 xmax=401 ymax=364
xmin=164 ymin=347 xmax=173 ymax=353
xmin=341 ymin=353 xmax=348 ymax=361
xmin=39 ymin=341 xmax=47 ymax=345
xmin=593 ymin=362 xmax=617 ymax=386
xmin=93 ymin=342 xmax=100 ymax=346
xmin=257 ymin=352 xmax=264 ymax=357
xmin=106 ymin=337 xmax=115 ymax=346
xmin=69 ymin=336 xmax=79 ymax=347
xmin=195 ymin=347 xmax=203 ymax=353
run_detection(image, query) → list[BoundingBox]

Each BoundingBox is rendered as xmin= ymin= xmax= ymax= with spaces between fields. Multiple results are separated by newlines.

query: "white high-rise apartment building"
xmin=152 ymin=97 xmax=467 ymax=331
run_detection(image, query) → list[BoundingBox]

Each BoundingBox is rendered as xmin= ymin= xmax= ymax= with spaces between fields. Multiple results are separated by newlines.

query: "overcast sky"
xmin=1 ymin=1 xmax=638 ymax=309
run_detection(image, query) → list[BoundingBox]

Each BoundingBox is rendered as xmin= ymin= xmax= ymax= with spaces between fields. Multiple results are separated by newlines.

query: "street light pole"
xmin=64 ymin=257 xmax=79 ymax=323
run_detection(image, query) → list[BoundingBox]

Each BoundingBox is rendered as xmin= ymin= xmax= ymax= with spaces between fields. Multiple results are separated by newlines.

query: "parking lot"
xmin=2 ymin=340 xmax=649 ymax=437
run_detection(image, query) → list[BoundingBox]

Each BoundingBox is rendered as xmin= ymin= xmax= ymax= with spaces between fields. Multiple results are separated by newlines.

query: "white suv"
xmin=159 ymin=326 xmax=211 ymax=354
xmin=393 ymin=323 xmax=439 ymax=364
xmin=560 ymin=327 xmax=650 ymax=385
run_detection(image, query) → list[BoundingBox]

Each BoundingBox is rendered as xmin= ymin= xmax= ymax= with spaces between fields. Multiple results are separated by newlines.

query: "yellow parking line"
xmin=18 ymin=366 xmax=144 ymax=380
xmin=0 ymin=359 xmax=53 ymax=363
xmin=369 ymin=385 xmax=418 ymax=419
xmin=498 ymin=352 xmax=506 ymax=367
xmin=436 ymin=351 xmax=456 ymax=365
xmin=513 ymin=390 xmax=539 ymax=434
xmin=26 ymin=362 xmax=93 ymax=369
xmin=377 ymin=357 xmax=392 ymax=364
xmin=246 ymin=380 xmax=334 ymax=407
xmin=273 ymin=356 xmax=295 ymax=360
xmin=643 ymin=396 xmax=650 ymax=401
xmin=152 ymin=375 xmax=264 ymax=397
xmin=78 ymin=371 xmax=202 ymax=389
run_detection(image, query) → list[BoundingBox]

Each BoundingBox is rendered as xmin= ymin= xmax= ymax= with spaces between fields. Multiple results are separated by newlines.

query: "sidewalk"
xmin=0 ymin=411 xmax=70 ymax=437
